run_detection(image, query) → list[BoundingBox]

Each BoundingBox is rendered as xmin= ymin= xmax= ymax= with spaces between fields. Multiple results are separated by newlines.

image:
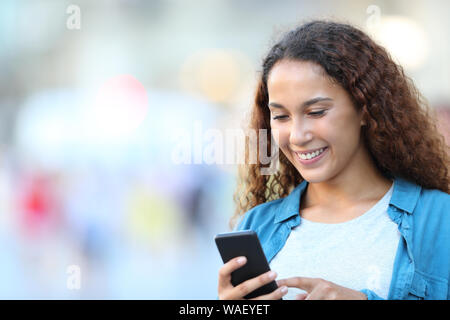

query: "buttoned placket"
xmin=268 ymin=214 xmax=301 ymax=263
xmin=386 ymin=204 xmax=415 ymax=299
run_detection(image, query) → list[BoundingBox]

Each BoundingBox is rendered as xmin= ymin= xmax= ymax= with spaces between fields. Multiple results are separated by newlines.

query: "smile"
xmin=298 ymin=147 xmax=326 ymax=160
xmin=294 ymin=147 xmax=328 ymax=165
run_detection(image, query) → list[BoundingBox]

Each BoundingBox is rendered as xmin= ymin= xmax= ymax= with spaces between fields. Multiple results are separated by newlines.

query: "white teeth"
xmin=298 ymin=148 xmax=325 ymax=160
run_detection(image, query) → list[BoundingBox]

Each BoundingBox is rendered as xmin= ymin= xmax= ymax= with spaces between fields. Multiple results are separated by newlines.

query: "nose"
xmin=289 ymin=118 xmax=313 ymax=147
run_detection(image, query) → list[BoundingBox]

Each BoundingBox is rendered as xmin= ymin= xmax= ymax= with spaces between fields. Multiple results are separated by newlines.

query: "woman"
xmin=217 ymin=20 xmax=450 ymax=300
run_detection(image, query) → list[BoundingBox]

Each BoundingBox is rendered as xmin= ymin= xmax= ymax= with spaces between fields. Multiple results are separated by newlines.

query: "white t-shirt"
xmin=269 ymin=183 xmax=400 ymax=299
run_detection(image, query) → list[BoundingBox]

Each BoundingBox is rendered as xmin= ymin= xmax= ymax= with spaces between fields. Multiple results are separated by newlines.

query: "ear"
xmin=360 ymin=105 xmax=368 ymax=126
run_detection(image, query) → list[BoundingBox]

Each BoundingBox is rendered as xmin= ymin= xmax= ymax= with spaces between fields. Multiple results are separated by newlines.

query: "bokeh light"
xmin=371 ymin=15 xmax=429 ymax=70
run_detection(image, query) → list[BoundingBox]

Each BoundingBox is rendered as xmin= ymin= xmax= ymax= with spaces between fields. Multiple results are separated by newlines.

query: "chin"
xmin=301 ymin=176 xmax=323 ymax=184
xmin=297 ymin=169 xmax=330 ymax=184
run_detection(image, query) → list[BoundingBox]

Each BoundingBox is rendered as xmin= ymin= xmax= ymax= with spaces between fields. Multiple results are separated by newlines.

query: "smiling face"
xmin=267 ymin=59 xmax=366 ymax=183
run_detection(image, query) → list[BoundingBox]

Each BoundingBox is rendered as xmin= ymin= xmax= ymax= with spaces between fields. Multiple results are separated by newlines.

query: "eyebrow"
xmin=268 ymin=97 xmax=333 ymax=110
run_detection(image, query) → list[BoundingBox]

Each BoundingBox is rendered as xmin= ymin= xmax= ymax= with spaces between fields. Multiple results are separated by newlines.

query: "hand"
xmin=276 ymin=277 xmax=368 ymax=300
xmin=218 ymin=256 xmax=288 ymax=300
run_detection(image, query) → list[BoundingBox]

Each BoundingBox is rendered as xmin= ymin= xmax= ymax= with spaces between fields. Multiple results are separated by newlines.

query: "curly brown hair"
xmin=230 ymin=20 xmax=450 ymax=229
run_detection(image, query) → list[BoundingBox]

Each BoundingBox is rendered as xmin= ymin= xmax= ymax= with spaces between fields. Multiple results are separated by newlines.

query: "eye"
xmin=272 ymin=115 xmax=288 ymax=120
xmin=308 ymin=110 xmax=325 ymax=117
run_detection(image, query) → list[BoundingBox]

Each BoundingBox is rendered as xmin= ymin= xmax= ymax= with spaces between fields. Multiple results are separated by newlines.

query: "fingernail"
xmin=280 ymin=286 xmax=288 ymax=294
xmin=267 ymin=271 xmax=277 ymax=279
xmin=236 ymin=257 xmax=246 ymax=265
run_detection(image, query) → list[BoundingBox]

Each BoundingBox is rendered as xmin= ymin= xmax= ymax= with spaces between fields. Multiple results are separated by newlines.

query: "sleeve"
xmin=360 ymin=289 xmax=385 ymax=300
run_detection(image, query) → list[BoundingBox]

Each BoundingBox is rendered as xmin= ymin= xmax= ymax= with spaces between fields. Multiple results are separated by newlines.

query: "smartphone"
xmin=215 ymin=230 xmax=279 ymax=299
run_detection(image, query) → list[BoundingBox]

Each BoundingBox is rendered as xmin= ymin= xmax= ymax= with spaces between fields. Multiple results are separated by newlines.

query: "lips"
xmin=294 ymin=146 xmax=328 ymax=164
xmin=297 ymin=146 xmax=326 ymax=156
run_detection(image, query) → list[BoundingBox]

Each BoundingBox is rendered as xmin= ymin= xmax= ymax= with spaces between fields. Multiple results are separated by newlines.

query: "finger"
xmin=230 ymin=270 xmax=278 ymax=299
xmin=250 ymin=285 xmax=288 ymax=300
xmin=218 ymin=256 xmax=247 ymax=290
xmin=295 ymin=293 xmax=308 ymax=300
xmin=304 ymin=280 xmax=336 ymax=300
xmin=276 ymin=277 xmax=319 ymax=292
xmin=305 ymin=287 xmax=327 ymax=300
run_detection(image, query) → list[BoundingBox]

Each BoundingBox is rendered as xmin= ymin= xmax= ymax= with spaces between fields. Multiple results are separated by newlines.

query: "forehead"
xmin=267 ymin=60 xmax=336 ymax=94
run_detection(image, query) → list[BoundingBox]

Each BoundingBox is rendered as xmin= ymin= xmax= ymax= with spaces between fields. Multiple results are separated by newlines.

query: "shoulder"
xmin=234 ymin=180 xmax=308 ymax=231
xmin=234 ymin=198 xmax=284 ymax=232
xmin=412 ymin=186 xmax=450 ymax=231
xmin=393 ymin=177 xmax=449 ymax=220
xmin=416 ymin=187 xmax=450 ymax=217
xmin=419 ymin=187 xmax=450 ymax=206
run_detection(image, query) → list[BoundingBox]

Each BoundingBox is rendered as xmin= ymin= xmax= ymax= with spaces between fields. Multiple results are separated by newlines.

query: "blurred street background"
xmin=0 ymin=0 xmax=449 ymax=299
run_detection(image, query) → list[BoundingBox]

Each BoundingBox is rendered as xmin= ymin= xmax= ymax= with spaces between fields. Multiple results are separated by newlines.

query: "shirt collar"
xmin=274 ymin=179 xmax=307 ymax=224
xmin=388 ymin=176 xmax=421 ymax=214
xmin=274 ymin=176 xmax=421 ymax=224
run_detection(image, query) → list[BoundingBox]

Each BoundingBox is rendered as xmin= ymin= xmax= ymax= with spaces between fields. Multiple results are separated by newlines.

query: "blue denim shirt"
xmin=235 ymin=177 xmax=450 ymax=300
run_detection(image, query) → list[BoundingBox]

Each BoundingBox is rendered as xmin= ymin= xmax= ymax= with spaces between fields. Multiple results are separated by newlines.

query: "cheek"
xmin=328 ymin=112 xmax=363 ymax=156
xmin=270 ymin=124 xmax=290 ymax=148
